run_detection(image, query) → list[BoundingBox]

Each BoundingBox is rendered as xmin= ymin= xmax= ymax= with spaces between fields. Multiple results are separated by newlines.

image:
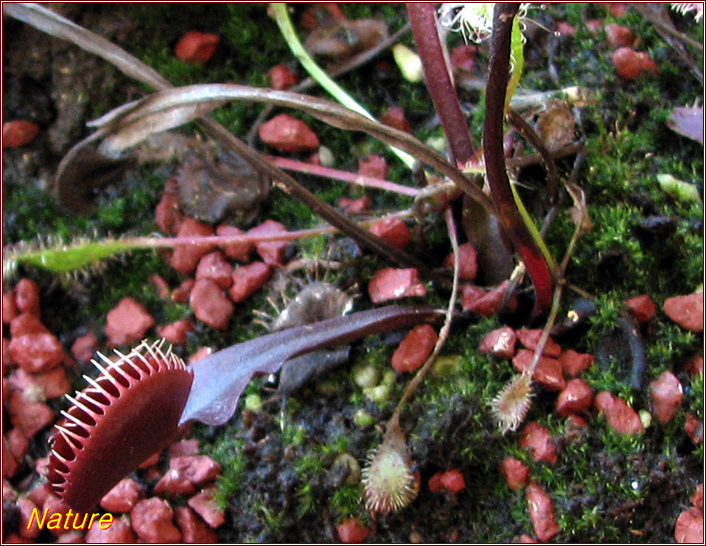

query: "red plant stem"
xmin=407 ymin=3 xmax=475 ymax=165
xmin=483 ymin=4 xmax=554 ymax=318
xmin=267 ymin=156 xmax=419 ymax=196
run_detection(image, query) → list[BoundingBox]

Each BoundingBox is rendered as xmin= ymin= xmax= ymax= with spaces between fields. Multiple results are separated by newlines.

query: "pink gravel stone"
xmin=443 ymin=242 xmax=478 ymax=282
xmin=170 ymin=218 xmax=217 ymax=275
xmin=10 ymin=313 xmax=48 ymax=337
xmin=605 ymin=23 xmax=637 ymax=49
xmin=56 ymin=531 xmax=83 ymax=543
xmin=684 ymin=413 xmax=703 ymax=444
xmin=649 ymin=371 xmax=683 ymax=423
xmin=157 ymin=319 xmax=195 ymax=345
xmin=229 ymin=262 xmax=272 ymax=303
xmin=268 ymin=64 xmax=298 ymax=90
xmin=174 ymin=506 xmax=218 ymax=543
xmin=149 ymin=274 xmax=171 ymax=300
xmin=100 ymin=478 xmax=144 ymax=513
xmin=612 ymin=47 xmax=658 ymax=80
xmin=479 ymin=327 xmax=517 ymax=359
xmin=259 ymin=113 xmax=319 ymax=153
xmin=555 ymin=379 xmax=593 ymax=417
xmin=451 ymin=44 xmax=478 ymax=72
xmin=70 ymin=331 xmax=98 ymax=363
xmin=175 ymin=31 xmax=220 ymax=64
xmin=169 ymin=439 xmax=201 ymax=458
xmin=380 ymin=106 xmax=412 ymax=133
xmin=7 ymin=429 xmax=29 ymax=467
xmin=501 ymin=457 xmax=530 ymax=491
xmin=248 ymin=220 xmax=289 ymax=266
xmin=3 ymin=435 xmax=19 ymax=478
xmin=624 ymin=295 xmax=656 ymax=323
xmin=17 ymin=496 xmax=41 ymax=539
xmin=196 ymin=251 xmax=233 ymax=289
xmin=391 ymin=324 xmax=437 ymax=373
xmin=519 ymin=422 xmax=558 ymax=464
xmin=512 ymin=349 xmax=566 ymax=392
xmin=692 ymin=484 xmax=703 ymax=511
xmin=188 ymin=488 xmax=225 ymax=528
xmin=337 ymin=518 xmax=371 ymax=544
xmin=43 ymin=495 xmax=73 ymax=536
xmin=2 ymin=120 xmax=40 ymax=148
xmin=369 ymin=218 xmax=413 ymax=248
xmin=8 ymin=390 xmax=55 ymax=439
xmin=559 ymin=349 xmax=595 ymax=378
xmin=216 ymin=224 xmax=253 ymax=263
xmin=14 ymin=279 xmax=41 ymax=317
xmin=358 ymin=154 xmax=388 ymax=179
xmin=9 ymin=333 xmax=65 ymax=374
xmin=338 ymin=196 xmax=372 ymax=214
xmin=155 ymin=178 xmax=183 ymax=235
xmin=105 ymin=297 xmax=155 ymax=347
xmin=131 ymin=498 xmax=181 ymax=543
xmin=461 ymin=281 xmax=517 ymax=316
xmin=515 ymin=329 xmax=562 ymax=358
xmin=594 ymin=391 xmax=644 ymax=435
xmin=9 ymin=367 xmax=70 ymax=399
xmin=675 ymin=507 xmax=704 ymax=543
xmin=190 ymin=279 xmax=234 ymax=330
xmin=664 ymin=293 xmax=704 ymax=332
xmin=155 ymin=456 xmax=222 ymax=496
xmin=526 ymin=483 xmax=560 ymax=542
xmin=368 ymin=268 xmax=426 ymax=303
xmin=684 ymin=354 xmax=704 ymax=376
xmin=438 ymin=468 xmax=466 ymax=493
xmin=85 ymin=515 xmax=137 ymax=543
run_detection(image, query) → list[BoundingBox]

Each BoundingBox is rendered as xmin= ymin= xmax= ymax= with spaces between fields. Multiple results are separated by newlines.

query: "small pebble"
xmin=501 ymin=457 xmax=530 ymax=491
xmin=624 ymin=295 xmax=656 ymax=323
xmin=14 ymin=279 xmax=41 ymax=317
xmin=380 ymin=106 xmax=412 ymax=133
xmin=369 ymin=218 xmax=413 ymax=248
xmin=515 ymin=329 xmax=562 ymax=358
xmin=2 ymin=121 xmax=40 ymax=148
xmin=391 ymin=324 xmax=437 ymax=373
xmin=368 ymin=268 xmax=426 ymax=303
xmin=9 ymin=333 xmax=65 ymax=374
xmin=594 ymin=391 xmax=644 ymax=435
xmin=259 ymin=113 xmax=319 ymax=153
xmin=555 ymin=379 xmax=593 ymax=417
xmin=443 ymin=242 xmax=478 ymax=282
xmin=664 ymin=293 xmax=704 ymax=332
xmin=605 ymin=23 xmax=637 ymax=49
xmin=171 ymin=279 xmax=195 ymax=304
xmin=612 ymin=47 xmax=657 ymax=80
xmin=174 ymin=506 xmax=218 ymax=543
xmin=649 ymin=371 xmax=683 ymax=423
xmin=190 ymin=279 xmax=234 ymax=330
xmin=479 ymin=326 xmax=517 ymax=359
xmin=512 ymin=349 xmax=566 ymax=392
xmin=175 ymin=31 xmax=220 ymax=64
xmin=228 ymin=262 xmax=271 ymax=303
xmin=337 ymin=518 xmax=370 ymax=543
xmin=196 ymin=251 xmax=233 ymax=289
xmin=170 ymin=218 xmax=216 ymax=275
xmin=8 ymin=390 xmax=55 ymax=439
xmin=84 ymin=517 xmax=137 ymax=543
xmin=358 ymin=154 xmax=388 ymax=179
xmin=558 ymin=349 xmax=595 ymax=378
xmin=99 ymin=478 xmax=144 ymax=513
xmin=155 ymin=178 xmax=184 ymax=235
xmin=216 ymin=224 xmax=253 ymax=263
xmin=268 ymin=64 xmax=297 ymax=90
xmin=526 ymin=483 xmax=560 ymax=542
xmin=104 ymin=297 xmax=155 ymax=347
xmin=674 ymin=507 xmax=704 ymax=543
xmin=130 ymin=498 xmax=182 ymax=543
xmin=519 ymin=422 xmax=558 ymax=464
xmin=157 ymin=319 xmax=195 ymax=346
xmin=248 ymin=220 xmax=289 ymax=266
xmin=188 ymin=488 xmax=225 ymax=528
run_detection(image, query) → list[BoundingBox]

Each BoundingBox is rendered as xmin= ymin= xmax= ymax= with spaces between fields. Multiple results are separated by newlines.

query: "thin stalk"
xmin=270 ymin=3 xmax=416 ymax=170
xmin=407 ymin=3 xmax=475 ymax=166
xmin=483 ymin=3 xmax=554 ymax=319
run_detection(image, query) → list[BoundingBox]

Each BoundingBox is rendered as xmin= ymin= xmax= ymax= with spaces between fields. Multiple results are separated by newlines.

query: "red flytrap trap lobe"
xmin=47 ymin=306 xmax=439 ymax=511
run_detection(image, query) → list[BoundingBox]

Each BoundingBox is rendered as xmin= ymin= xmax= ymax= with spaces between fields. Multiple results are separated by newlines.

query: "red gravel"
xmin=391 ymin=324 xmax=438 ymax=372
xmin=526 ymin=483 xmax=560 ymax=542
xmin=558 ymin=349 xmax=595 ymax=378
xmin=104 ymin=297 xmax=155 ymax=347
xmin=519 ymin=422 xmax=558 ymax=465
xmin=216 ymin=224 xmax=253 ymax=263
xmin=555 ymin=379 xmax=593 ymax=417
xmin=2 ymin=120 xmax=40 ymax=148
xmin=443 ymin=242 xmax=478 ymax=282
xmin=479 ymin=326 xmax=517 ymax=359
xmin=228 ymin=261 xmax=272 ymax=303
xmin=190 ymin=279 xmax=234 ymax=330
xmin=664 ymin=293 xmax=704 ymax=332
xmin=337 ymin=518 xmax=371 ymax=543
xmin=369 ymin=218 xmax=413 ymax=248
xmin=175 ymin=31 xmax=220 ymax=64
xmin=157 ymin=319 xmax=195 ymax=346
xmin=649 ymin=371 xmax=683 ymax=423
xmin=612 ymin=47 xmax=657 ymax=80
xmin=259 ymin=113 xmax=319 ymax=153
xmin=99 ymin=478 xmax=144 ymax=513
xmin=358 ymin=154 xmax=388 ymax=179
xmin=512 ymin=349 xmax=566 ymax=392
xmin=248 ymin=220 xmax=289 ymax=266
xmin=174 ymin=506 xmax=218 ymax=543
xmin=187 ymin=487 xmax=225 ymax=528
xmin=131 ymin=498 xmax=182 ymax=543
xmin=515 ymin=329 xmax=562 ymax=358
xmin=195 ymin=251 xmax=234 ymax=289
xmin=368 ymin=268 xmax=427 ymax=303
xmin=170 ymin=218 xmax=217 ymax=275
xmin=594 ymin=391 xmax=644 ymax=435
xmin=501 ymin=457 xmax=530 ymax=491
xmin=14 ymin=279 xmax=41 ymax=317
xmin=268 ymin=64 xmax=298 ymax=90
xmin=624 ymin=294 xmax=656 ymax=323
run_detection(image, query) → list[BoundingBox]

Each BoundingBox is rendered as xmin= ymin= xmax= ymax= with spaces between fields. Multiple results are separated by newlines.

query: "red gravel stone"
xmin=439 ymin=468 xmax=466 ymax=493
xmin=451 ymin=44 xmax=478 ymax=72
xmin=70 ymin=331 xmax=98 ymax=364
xmin=170 ymin=218 xmax=217 ymax=275
xmin=17 ymin=496 xmax=42 ymax=539
xmin=501 ymin=457 xmax=530 ymax=491
xmin=3 ymin=435 xmax=19 ymax=478
xmin=516 ymin=534 xmax=540 ymax=543
xmin=190 ymin=279 xmax=234 ymax=330
xmin=10 ymin=313 xmax=48 ymax=337
xmin=519 ymin=422 xmax=558 ymax=465
xmin=559 ymin=349 xmax=595 ymax=378
xmin=3 ymin=291 xmax=18 ymax=324
xmin=171 ymin=279 xmax=195 ymax=304
xmin=155 ymin=178 xmax=183 ymax=235
xmin=555 ymin=379 xmax=593 ymax=417
xmin=174 ymin=506 xmax=218 ymax=543
xmin=368 ymin=268 xmax=426 ymax=303
xmin=515 ymin=329 xmax=562 ymax=358
xmin=675 ymin=507 xmax=704 ymax=543
xmin=188 ymin=488 xmax=225 ymax=528
xmin=594 ymin=391 xmax=644 ymax=435
xmin=512 ymin=349 xmax=566 ymax=392
xmin=338 ymin=196 xmax=372 ymax=214
xmin=443 ymin=242 xmax=478 ymax=282
xmin=664 ymin=293 xmax=704 ymax=332
xmin=99 ymin=478 xmax=144 ymax=513
xmin=229 ymin=262 xmax=271 ymax=303
xmin=684 ymin=354 xmax=704 ymax=376
xmin=85 ymin=516 xmax=137 ymax=543
xmin=9 ymin=333 xmax=65 ymax=374
xmin=461 ymin=281 xmax=517 ymax=316
xmin=175 ymin=31 xmax=220 ymax=64
xmin=259 ymin=113 xmax=319 ymax=153
xmin=391 ymin=324 xmax=437 ymax=373
xmin=692 ymin=484 xmax=703 ymax=511
xmin=169 ymin=439 xmax=201 ymax=458
xmin=216 ymin=224 xmax=253 ymax=263
xmin=369 ymin=218 xmax=413 ymax=248
xmin=268 ymin=64 xmax=298 ymax=90
xmin=14 ymin=279 xmax=41 ymax=317
xmin=9 ymin=367 xmax=70 ymax=399
xmin=358 ymin=154 xmax=388 ymax=179
xmin=149 ymin=274 xmax=171 ymax=300
xmin=612 ymin=47 xmax=657 ymax=80
xmin=157 ymin=319 xmax=195 ymax=346
xmin=605 ymin=23 xmax=637 ymax=49
xmin=381 ymin=106 xmax=412 ymax=133
xmin=131 ymin=498 xmax=181 ymax=543
xmin=155 ymin=456 xmax=222 ymax=496
xmin=2 ymin=121 xmax=40 ymax=148
xmin=55 ymin=531 xmax=83 ymax=543
xmin=7 ymin=429 xmax=29 ymax=467
xmin=3 ymin=478 xmax=17 ymax=501
xmin=649 ymin=371 xmax=683 ymax=423
xmin=7 ymin=390 xmax=55 ymax=439
xmin=526 ymin=483 xmax=560 ymax=542
xmin=624 ymin=295 xmax=656 ymax=323
xmin=479 ymin=326 xmax=517 ymax=359
xmin=248 ymin=220 xmax=289 ymax=266
xmin=684 ymin=413 xmax=703 ymax=444
xmin=337 ymin=518 xmax=370 ymax=543
xmin=196 ymin=251 xmax=233 ymax=289
xmin=43 ymin=495 xmax=73 ymax=536
xmin=104 ymin=297 xmax=155 ymax=347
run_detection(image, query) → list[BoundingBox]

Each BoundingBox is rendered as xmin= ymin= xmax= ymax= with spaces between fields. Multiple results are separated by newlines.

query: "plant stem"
xmin=483 ymin=3 xmax=554 ymax=319
xmin=407 ymin=3 xmax=475 ymax=166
